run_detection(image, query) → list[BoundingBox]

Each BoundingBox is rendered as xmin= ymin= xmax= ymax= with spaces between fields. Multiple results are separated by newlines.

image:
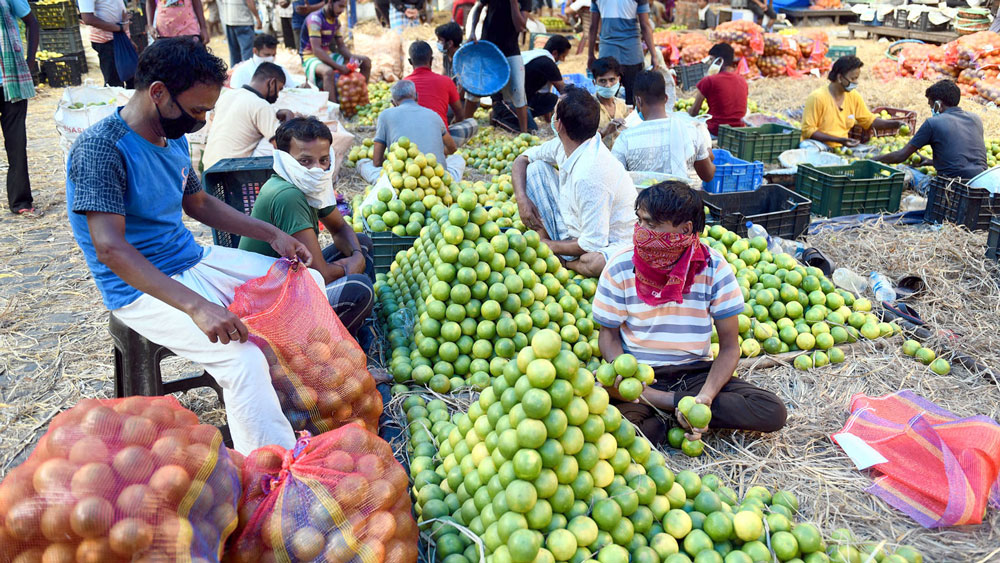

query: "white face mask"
xmin=706 ymin=57 xmax=723 ymax=76
xmin=272 ymin=150 xmax=336 ymax=209
xmin=253 ymin=54 xmax=276 ymax=66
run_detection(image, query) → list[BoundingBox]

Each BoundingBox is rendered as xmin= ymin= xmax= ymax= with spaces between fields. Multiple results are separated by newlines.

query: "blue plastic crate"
xmin=703 ymin=149 xmax=764 ymax=194
xmin=453 ymin=41 xmax=511 ymax=97
xmin=562 ymin=73 xmax=596 ymax=94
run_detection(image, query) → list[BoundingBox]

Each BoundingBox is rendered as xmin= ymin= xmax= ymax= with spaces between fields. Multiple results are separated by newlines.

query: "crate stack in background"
xmin=31 ymin=0 xmax=86 ymax=87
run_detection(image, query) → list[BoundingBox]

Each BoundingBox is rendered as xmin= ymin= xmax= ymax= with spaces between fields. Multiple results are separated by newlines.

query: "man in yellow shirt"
xmin=801 ymin=56 xmax=904 ymax=149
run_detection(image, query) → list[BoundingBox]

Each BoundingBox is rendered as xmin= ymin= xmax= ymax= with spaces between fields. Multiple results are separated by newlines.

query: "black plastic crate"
xmin=203 ymin=157 xmax=275 ymax=248
xmin=925 ymin=176 xmax=998 ymax=231
xmin=40 ymin=27 xmax=84 ymax=53
xmin=717 ymin=123 xmax=801 ymax=164
xmin=987 ymin=217 xmax=999 ymax=262
xmin=40 ymin=52 xmax=84 ymax=87
xmin=919 ymin=11 xmax=951 ymax=32
xmin=33 ymin=0 xmax=79 ymax=30
xmin=893 ymin=7 xmax=912 ymax=28
xmin=795 ymin=160 xmax=904 ymax=217
xmin=675 ymin=61 xmax=708 ymax=91
xmin=369 ymin=231 xmax=418 ymax=275
xmin=703 ymin=183 xmax=812 ymax=239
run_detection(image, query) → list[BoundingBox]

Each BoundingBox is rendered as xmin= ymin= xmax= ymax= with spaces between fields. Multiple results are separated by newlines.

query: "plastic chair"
xmin=109 ymin=314 xmax=232 ymax=446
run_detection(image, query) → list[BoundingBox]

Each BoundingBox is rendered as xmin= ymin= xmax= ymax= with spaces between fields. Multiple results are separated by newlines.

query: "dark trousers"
xmin=1 ymin=91 xmax=31 ymax=212
xmin=92 ymin=41 xmax=134 ymax=88
xmin=320 ymin=233 xmax=375 ymax=335
xmin=620 ymin=62 xmax=643 ymax=106
xmin=528 ymin=91 xmax=558 ymax=120
xmin=280 ymin=17 xmax=296 ymax=50
xmin=612 ymin=361 xmax=787 ymax=444
xmin=225 ymin=24 xmax=256 ymax=66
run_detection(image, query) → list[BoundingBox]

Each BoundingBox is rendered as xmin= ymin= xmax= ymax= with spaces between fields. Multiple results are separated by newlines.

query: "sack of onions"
xmin=0 ymin=396 xmax=241 ymax=562
xmin=226 ymin=424 xmax=418 ymax=563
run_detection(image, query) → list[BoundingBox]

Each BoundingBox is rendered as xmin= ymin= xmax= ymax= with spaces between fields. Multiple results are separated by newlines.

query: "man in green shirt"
xmin=240 ymin=117 xmax=375 ymax=335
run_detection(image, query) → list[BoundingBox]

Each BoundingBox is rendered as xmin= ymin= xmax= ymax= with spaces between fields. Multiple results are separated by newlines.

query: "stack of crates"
xmin=32 ymin=0 xmax=86 ymax=87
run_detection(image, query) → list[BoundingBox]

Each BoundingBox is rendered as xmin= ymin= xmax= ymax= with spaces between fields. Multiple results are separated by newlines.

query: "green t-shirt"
xmin=238 ymin=175 xmax=335 ymax=258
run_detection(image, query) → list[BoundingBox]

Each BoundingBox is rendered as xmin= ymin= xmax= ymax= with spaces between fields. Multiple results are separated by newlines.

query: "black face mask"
xmin=156 ymin=91 xmax=206 ymax=139
xmin=265 ymin=81 xmax=279 ymax=104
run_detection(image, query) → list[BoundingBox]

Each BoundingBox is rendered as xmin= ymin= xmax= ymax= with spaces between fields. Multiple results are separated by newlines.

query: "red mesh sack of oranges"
xmin=229 ymin=258 xmax=382 ymax=436
xmin=0 ymin=396 xmax=241 ymax=562
xmin=337 ymin=62 xmax=369 ymax=118
xmin=227 ymin=425 xmax=418 ymax=563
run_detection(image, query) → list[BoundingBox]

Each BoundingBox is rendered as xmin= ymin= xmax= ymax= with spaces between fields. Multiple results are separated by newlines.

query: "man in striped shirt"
xmin=593 ymin=181 xmax=786 ymax=444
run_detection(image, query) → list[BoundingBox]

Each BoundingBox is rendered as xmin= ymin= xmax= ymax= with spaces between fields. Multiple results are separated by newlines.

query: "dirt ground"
xmin=2 ymin=23 xmax=1000 ymax=560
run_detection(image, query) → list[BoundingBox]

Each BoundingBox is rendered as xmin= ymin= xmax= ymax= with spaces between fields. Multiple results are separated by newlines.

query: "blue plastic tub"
xmin=703 ymin=149 xmax=764 ymax=194
xmin=453 ymin=41 xmax=511 ymax=97
xmin=562 ymin=73 xmax=596 ymax=94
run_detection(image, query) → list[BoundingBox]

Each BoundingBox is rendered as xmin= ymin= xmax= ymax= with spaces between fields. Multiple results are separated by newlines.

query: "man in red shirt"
xmin=689 ymin=43 xmax=748 ymax=137
xmin=404 ymin=40 xmax=479 ymax=147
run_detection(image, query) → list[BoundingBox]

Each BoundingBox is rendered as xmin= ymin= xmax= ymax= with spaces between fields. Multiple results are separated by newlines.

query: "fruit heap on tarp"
xmin=673 ymin=99 xmax=758 ymax=116
xmin=0 ymin=396 xmax=241 ymax=561
xmin=656 ymin=26 xmax=831 ymax=79
xmin=355 ymin=82 xmax=392 ymax=127
xmin=375 ymin=197 xmax=601 ymax=392
xmin=871 ymin=31 xmax=1000 ymax=103
xmin=460 ymin=130 xmax=542 ymax=175
xmin=400 ymin=328 xmax=927 ymax=563
xmin=701 ymin=224 xmax=898 ymax=370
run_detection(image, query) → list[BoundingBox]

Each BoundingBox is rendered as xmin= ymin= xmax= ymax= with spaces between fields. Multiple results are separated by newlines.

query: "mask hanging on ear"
xmin=706 ymin=57 xmax=723 ymax=75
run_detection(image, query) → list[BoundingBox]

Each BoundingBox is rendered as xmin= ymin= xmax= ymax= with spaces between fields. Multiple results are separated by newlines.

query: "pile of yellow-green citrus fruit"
xmin=400 ymin=327 xmax=926 ymax=563
xmin=461 ymin=130 xmax=541 ymax=176
xmin=354 ymin=82 xmax=391 ymax=127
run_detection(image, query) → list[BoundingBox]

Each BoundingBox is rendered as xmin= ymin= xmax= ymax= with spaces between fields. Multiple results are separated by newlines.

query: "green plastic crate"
xmin=717 ymin=124 xmax=801 ymax=164
xmin=826 ymin=45 xmax=857 ymax=59
xmin=369 ymin=230 xmax=417 ymax=275
xmin=794 ymin=160 xmax=904 ymax=217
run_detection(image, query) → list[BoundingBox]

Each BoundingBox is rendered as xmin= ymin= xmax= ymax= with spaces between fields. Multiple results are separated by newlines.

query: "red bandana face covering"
xmin=632 ymin=224 xmax=710 ymax=305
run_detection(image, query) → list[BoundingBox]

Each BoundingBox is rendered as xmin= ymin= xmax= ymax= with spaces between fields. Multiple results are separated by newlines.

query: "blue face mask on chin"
xmin=551 ymin=113 xmax=559 ymax=137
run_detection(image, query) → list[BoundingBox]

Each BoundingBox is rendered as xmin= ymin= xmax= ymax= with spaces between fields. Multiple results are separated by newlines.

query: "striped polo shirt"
xmin=593 ymin=246 xmax=744 ymax=366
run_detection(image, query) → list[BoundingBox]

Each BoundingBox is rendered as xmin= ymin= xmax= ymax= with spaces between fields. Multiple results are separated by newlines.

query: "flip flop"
xmin=880 ymin=301 xmax=924 ymax=326
xmin=14 ymin=207 xmax=36 ymax=217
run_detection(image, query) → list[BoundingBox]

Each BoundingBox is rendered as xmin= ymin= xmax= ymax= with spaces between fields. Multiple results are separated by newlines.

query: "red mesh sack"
xmin=0 ymin=396 xmax=240 ymax=562
xmin=871 ymin=58 xmax=899 ymax=82
xmin=229 ymin=259 xmax=382 ymax=436
xmin=763 ymin=33 xmax=797 ymax=57
xmin=944 ymin=31 xmax=1000 ymax=70
xmin=974 ymin=79 xmax=1000 ymax=104
xmin=227 ymin=425 xmax=418 ymax=563
xmin=758 ymin=55 xmax=801 ymax=77
xmin=337 ymin=63 xmax=370 ymax=118
xmin=712 ymin=21 xmax=765 ymax=55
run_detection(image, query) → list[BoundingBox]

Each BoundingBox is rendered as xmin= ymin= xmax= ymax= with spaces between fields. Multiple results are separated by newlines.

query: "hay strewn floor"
xmin=1 ymin=24 xmax=999 ymax=562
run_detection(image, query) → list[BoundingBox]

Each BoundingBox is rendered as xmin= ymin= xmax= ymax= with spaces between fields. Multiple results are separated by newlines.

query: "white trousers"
xmin=112 ymin=246 xmax=325 ymax=455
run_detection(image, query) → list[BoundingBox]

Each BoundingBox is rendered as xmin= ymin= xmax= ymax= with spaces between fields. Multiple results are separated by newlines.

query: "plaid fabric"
xmin=447 ymin=118 xmax=478 ymax=148
xmin=389 ymin=4 xmax=418 ymax=30
xmin=524 ymin=160 xmax=567 ymax=243
xmin=0 ymin=0 xmax=34 ymax=102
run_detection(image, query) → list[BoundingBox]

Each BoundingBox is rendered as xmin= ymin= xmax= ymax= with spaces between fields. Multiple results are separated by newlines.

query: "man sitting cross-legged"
xmin=593 ymin=181 xmax=787 ymax=444
xmin=511 ymin=86 xmax=637 ymax=277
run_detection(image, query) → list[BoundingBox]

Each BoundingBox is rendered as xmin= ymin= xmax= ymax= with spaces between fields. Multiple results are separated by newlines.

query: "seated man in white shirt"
xmin=611 ymin=70 xmax=715 ymax=184
xmin=203 ymin=63 xmax=295 ymax=169
xmin=228 ymin=33 xmax=300 ymax=89
xmin=511 ymin=86 xmax=637 ymax=277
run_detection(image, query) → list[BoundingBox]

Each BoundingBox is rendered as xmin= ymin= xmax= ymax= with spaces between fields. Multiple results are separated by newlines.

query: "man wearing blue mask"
xmin=511 ymin=87 xmax=637 ymax=277
xmin=874 ymin=80 xmax=987 ymax=193
xmin=801 ymin=56 xmax=904 ymax=150
xmin=66 ymin=38 xmax=314 ymax=455
xmin=591 ymin=56 xmax=631 ymax=148
xmin=521 ymin=34 xmax=571 ymax=121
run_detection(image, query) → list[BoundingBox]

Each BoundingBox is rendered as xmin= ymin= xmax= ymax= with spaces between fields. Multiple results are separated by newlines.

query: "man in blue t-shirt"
xmin=66 ymin=38 xmax=314 ymax=455
xmin=875 ymin=80 xmax=988 ymax=191
xmin=587 ymin=0 xmax=662 ymax=105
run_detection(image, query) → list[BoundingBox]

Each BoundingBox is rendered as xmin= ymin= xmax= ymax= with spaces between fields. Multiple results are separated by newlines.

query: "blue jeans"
xmin=225 ymin=25 xmax=255 ymax=67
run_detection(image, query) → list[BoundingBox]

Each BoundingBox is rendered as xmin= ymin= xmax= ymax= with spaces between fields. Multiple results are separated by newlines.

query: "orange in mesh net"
xmin=0 ymin=396 xmax=241 ymax=562
xmin=229 ymin=259 xmax=382 ymax=436
xmin=227 ymin=424 xmax=418 ymax=563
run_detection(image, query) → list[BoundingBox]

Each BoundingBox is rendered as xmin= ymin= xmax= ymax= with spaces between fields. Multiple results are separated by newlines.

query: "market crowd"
xmin=0 ymin=0 xmax=989 ymax=452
